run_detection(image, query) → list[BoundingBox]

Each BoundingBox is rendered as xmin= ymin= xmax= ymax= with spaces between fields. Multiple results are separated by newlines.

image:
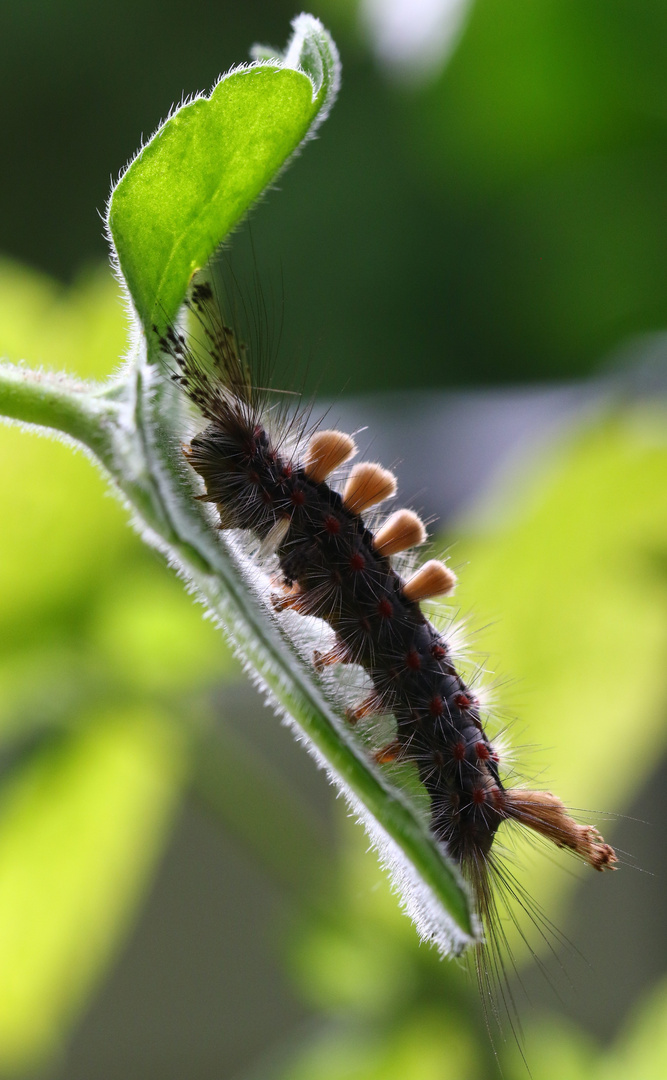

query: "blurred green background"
xmin=1 ymin=2 xmax=667 ymax=1078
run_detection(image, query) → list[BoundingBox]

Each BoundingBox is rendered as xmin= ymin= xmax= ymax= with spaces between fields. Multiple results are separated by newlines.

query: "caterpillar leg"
xmin=271 ymin=583 xmax=307 ymax=614
xmin=313 ymin=641 xmax=356 ymax=671
xmin=373 ymin=739 xmax=403 ymax=765
xmin=345 ymin=692 xmax=387 ymax=726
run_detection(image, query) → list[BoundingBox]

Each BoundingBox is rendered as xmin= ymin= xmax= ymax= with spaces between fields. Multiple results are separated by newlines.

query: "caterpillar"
xmin=155 ymin=276 xmax=616 ymax=976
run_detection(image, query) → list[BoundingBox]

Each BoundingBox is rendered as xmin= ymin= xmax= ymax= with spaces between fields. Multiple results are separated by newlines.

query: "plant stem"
xmin=0 ymin=363 xmax=117 ymax=467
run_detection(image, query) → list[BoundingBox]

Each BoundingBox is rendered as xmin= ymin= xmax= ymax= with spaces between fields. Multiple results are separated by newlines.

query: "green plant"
xmin=2 ymin=13 xmax=666 ymax=1079
xmin=0 ymin=17 xmax=480 ymax=1067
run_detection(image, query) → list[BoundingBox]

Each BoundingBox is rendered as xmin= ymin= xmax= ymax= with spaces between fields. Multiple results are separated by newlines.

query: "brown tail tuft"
xmin=503 ymin=788 xmax=617 ymax=871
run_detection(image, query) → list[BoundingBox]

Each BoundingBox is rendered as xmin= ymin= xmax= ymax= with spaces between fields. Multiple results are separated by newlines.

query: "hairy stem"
xmin=0 ymin=363 xmax=118 ymax=466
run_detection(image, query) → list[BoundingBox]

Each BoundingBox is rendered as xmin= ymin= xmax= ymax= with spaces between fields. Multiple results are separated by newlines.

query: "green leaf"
xmin=0 ymin=707 xmax=186 ymax=1072
xmin=107 ymin=14 xmax=340 ymax=332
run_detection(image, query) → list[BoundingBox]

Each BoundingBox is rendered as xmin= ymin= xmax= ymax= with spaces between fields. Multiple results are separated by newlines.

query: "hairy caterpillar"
xmin=155 ymin=277 xmax=616 ymax=982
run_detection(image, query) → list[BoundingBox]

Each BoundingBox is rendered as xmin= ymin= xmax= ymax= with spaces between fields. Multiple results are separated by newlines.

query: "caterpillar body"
xmin=156 ymin=279 xmax=616 ymax=958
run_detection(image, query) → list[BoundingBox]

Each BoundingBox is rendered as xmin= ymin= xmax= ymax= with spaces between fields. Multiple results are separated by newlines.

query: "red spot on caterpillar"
xmin=324 ymin=515 xmax=340 ymax=535
xmin=349 ymin=552 xmax=365 ymax=572
xmin=431 ymin=644 xmax=447 ymax=660
xmin=455 ymin=692 xmax=472 ymax=709
xmin=472 ymin=787 xmax=487 ymax=805
xmin=475 ymin=742 xmax=490 ymax=761
xmin=281 ymin=463 xmax=293 ymax=480
xmin=358 ymin=616 xmax=371 ymax=634
xmin=452 ymin=741 xmax=466 ymax=761
xmin=290 ymin=488 xmax=306 ymax=506
xmin=405 ymin=649 xmax=421 ymax=670
xmin=429 ymin=695 xmax=444 ymax=717
xmin=377 ymin=598 xmax=393 ymax=619
xmin=248 ymin=471 xmax=260 ymax=486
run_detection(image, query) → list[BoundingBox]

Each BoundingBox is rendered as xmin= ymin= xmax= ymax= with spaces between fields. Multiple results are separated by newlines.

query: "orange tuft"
xmin=373 ymin=509 xmax=427 ymax=557
xmin=342 ymin=462 xmax=397 ymax=514
xmin=303 ymin=429 xmax=356 ymax=483
xmin=402 ymin=559 xmax=457 ymax=602
xmin=503 ymin=788 xmax=617 ymax=871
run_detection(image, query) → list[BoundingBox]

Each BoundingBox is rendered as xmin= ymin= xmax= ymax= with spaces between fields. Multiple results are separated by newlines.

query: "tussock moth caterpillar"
xmin=155 ymin=274 xmax=616 ymax=1001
